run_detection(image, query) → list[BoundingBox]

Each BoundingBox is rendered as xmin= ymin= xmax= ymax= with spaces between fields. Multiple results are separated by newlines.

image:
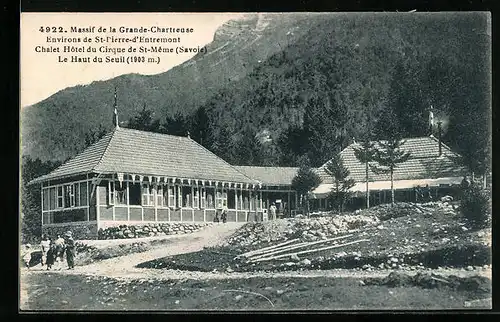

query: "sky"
xmin=20 ymin=13 xmax=244 ymax=107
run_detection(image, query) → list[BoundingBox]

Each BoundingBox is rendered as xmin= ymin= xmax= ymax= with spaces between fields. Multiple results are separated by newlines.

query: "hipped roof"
xmin=235 ymin=166 xmax=299 ymax=186
xmin=30 ymin=127 xmax=257 ymax=185
xmin=316 ymin=135 xmax=467 ymax=184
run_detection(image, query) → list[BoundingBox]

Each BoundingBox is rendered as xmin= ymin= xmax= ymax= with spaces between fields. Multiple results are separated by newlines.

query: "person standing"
xmin=221 ymin=206 xmax=228 ymax=224
xmin=269 ymin=203 xmax=277 ymax=221
xmin=40 ymin=234 xmax=50 ymax=267
xmin=21 ymin=244 xmax=32 ymax=270
xmin=45 ymin=239 xmax=56 ymax=270
xmin=54 ymin=234 xmax=65 ymax=270
xmin=64 ymin=231 xmax=76 ymax=270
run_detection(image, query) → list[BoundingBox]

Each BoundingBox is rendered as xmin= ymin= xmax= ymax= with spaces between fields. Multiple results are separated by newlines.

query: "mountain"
xmin=21 ymin=13 xmax=490 ymax=170
xmin=21 ymin=13 xmax=320 ymax=161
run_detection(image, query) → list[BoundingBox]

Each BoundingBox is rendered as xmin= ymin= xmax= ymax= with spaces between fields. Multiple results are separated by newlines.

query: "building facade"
xmin=309 ymin=135 xmax=468 ymax=211
xmin=30 ymin=127 xmax=292 ymax=239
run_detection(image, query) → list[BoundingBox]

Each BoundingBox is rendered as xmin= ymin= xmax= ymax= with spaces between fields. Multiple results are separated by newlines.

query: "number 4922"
xmin=40 ymin=27 xmax=65 ymax=32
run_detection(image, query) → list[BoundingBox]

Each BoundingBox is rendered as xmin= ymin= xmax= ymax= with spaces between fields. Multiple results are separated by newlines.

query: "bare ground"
xmin=20 ymin=221 xmax=492 ymax=311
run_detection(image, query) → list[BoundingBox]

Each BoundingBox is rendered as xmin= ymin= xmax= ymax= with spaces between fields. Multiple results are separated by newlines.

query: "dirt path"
xmin=71 ymin=222 xmax=244 ymax=275
xmin=21 ymin=218 xmax=491 ymax=282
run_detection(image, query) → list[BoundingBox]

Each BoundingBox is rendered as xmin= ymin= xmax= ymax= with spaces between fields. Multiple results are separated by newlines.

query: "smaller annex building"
xmin=310 ymin=135 xmax=468 ymax=211
xmin=234 ymin=166 xmax=300 ymax=217
xmin=29 ymin=127 xmax=282 ymax=239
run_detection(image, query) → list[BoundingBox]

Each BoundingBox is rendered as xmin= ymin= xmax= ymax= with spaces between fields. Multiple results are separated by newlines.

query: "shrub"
xmin=460 ymin=185 xmax=491 ymax=229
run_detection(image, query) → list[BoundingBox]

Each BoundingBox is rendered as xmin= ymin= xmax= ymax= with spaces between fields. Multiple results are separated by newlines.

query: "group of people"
xmin=214 ymin=206 xmax=228 ymax=223
xmin=22 ymin=230 xmax=76 ymax=271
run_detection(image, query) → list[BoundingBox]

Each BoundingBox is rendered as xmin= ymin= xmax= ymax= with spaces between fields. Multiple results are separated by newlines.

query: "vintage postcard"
xmin=19 ymin=12 xmax=492 ymax=311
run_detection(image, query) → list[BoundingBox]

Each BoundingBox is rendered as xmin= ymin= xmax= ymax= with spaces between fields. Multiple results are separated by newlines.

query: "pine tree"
xmin=291 ymin=156 xmax=322 ymax=217
xmin=162 ymin=111 xmax=191 ymax=136
xmin=84 ymin=124 xmax=107 ymax=148
xmin=370 ymin=139 xmax=411 ymax=205
xmin=324 ymin=154 xmax=355 ymax=212
xmin=127 ymin=104 xmax=162 ymax=132
xmin=190 ymin=106 xmax=210 ymax=146
xmin=353 ymin=139 xmax=376 ymax=209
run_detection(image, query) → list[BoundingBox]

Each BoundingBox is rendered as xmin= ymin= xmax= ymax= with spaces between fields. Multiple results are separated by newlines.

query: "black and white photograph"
xmin=19 ymin=12 xmax=492 ymax=311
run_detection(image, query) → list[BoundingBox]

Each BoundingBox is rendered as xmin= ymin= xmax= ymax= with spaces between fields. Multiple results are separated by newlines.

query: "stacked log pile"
xmin=224 ymin=214 xmax=379 ymax=249
xmin=97 ymin=222 xmax=213 ymax=240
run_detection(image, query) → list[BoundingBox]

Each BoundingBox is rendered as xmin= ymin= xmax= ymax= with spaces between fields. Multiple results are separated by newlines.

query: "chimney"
xmin=437 ymin=121 xmax=442 ymax=156
xmin=187 ymin=131 xmax=191 ymax=139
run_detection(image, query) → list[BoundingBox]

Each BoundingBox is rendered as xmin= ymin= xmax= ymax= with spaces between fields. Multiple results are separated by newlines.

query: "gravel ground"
xmin=20 ymin=220 xmax=491 ymax=310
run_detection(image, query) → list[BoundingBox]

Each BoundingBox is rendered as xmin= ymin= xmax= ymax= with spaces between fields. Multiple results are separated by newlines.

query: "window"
xmin=156 ymin=185 xmax=165 ymax=207
xmin=129 ymin=183 xmax=141 ymax=205
xmin=228 ymin=190 xmax=236 ymax=209
xmin=216 ymin=188 xmax=228 ymax=209
xmin=42 ymin=188 xmax=50 ymax=211
xmin=142 ymin=183 xmax=155 ymax=206
xmin=242 ymin=190 xmax=250 ymax=210
xmin=192 ymin=187 xmax=200 ymax=209
xmin=57 ymin=186 xmax=64 ymax=209
xmin=206 ymin=188 xmax=215 ymax=208
xmin=115 ymin=182 xmax=128 ymax=205
xmin=200 ymin=187 xmax=206 ymax=208
xmin=167 ymin=185 xmax=175 ymax=207
xmin=74 ymin=183 xmax=80 ymax=207
xmin=79 ymin=182 xmax=88 ymax=206
xmin=49 ymin=187 xmax=56 ymax=210
xmin=182 ymin=186 xmax=192 ymax=208
xmin=108 ymin=181 xmax=115 ymax=205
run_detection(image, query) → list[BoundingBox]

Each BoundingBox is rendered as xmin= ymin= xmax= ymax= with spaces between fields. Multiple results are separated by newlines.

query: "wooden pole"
xmin=252 ymin=239 xmax=370 ymax=263
xmin=234 ymin=238 xmax=300 ymax=259
xmin=248 ymin=234 xmax=355 ymax=261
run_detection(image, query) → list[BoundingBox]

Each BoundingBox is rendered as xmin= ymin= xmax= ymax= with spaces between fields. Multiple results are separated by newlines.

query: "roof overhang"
xmin=27 ymin=171 xmax=93 ymax=186
xmin=309 ymin=176 xmax=464 ymax=199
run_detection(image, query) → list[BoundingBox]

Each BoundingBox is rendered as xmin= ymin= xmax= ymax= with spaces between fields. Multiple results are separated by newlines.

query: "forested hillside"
xmin=21 ymin=13 xmax=490 ymax=175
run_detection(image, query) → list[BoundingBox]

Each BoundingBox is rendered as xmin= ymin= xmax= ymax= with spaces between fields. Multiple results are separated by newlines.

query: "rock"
xmin=390 ymin=257 xmax=399 ymax=263
xmin=464 ymin=298 xmax=492 ymax=308
xmin=359 ymin=280 xmax=365 ymax=286
xmin=175 ymin=300 xmax=180 ymax=305
xmin=235 ymin=295 xmax=243 ymax=301
xmin=466 ymin=266 xmax=474 ymax=271
xmin=276 ymin=289 xmax=285 ymax=295
xmin=301 ymin=259 xmax=312 ymax=266
xmin=377 ymin=225 xmax=384 ymax=230
xmin=461 ymin=226 xmax=469 ymax=232
xmin=415 ymin=224 xmax=421 ymax=228
xmin=290 ymin=254 xmax=300 ymax=262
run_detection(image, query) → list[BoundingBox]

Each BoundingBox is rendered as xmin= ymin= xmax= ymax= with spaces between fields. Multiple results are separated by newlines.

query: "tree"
xmin=127 ymin=104 xmax=162 ymax=132
xmin=370 ymin=139 xmax=411 ymax=205
xmin=208 ymin=127 xmax=236 ymax=165
xmin=190 ymin=106 xmax=210 ymax=146
xmin=163 ymin=111 xmax=191 ymax=136
xmin=277 ymin=125 xmax=309 ymax=166
xmin=324 ymin=154 xmax=355 ymax=212
xmin=291 ymin=157 xmax=322 ymax=217
xmin=303 ymin=92 xmax=347 ymax=167
xmin=353 ymin=138 xmax=376 ymax=209
xmin=84 ymin=124 xmax=107 ymax=148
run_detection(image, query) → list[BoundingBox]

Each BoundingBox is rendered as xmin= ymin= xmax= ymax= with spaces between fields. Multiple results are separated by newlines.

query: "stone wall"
xmin=97 ymin=222 xmax=213 ymax=240
xmin=42 ymin=222 xmax=98 ymax=240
